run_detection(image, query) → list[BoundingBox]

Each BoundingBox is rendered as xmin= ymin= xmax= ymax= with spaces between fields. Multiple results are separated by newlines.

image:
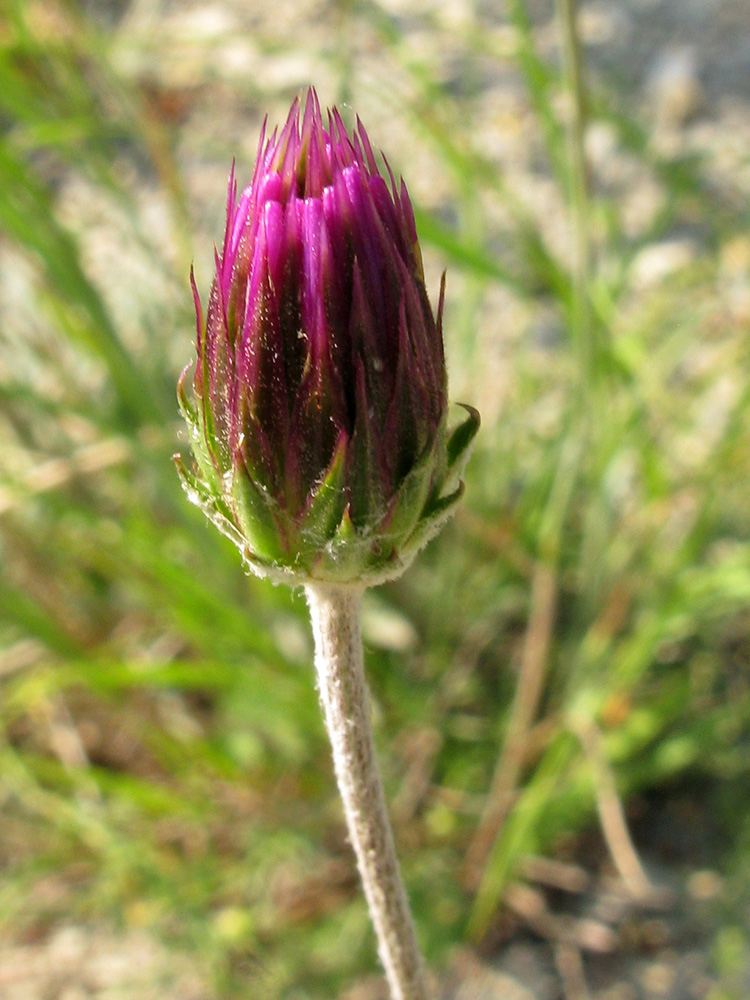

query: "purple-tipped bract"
xmin=177 ymin=90 xmax=478 ymax=583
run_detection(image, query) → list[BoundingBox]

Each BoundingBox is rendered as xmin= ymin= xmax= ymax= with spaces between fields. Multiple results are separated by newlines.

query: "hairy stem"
xmin=305 ymin=583 xmax=429 ymax=1000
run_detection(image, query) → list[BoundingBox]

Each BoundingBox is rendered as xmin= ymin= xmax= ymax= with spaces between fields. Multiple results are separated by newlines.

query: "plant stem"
xmin=305 ymin=583 xmax=430 ymax=1000
xmin=463 ymin=561 xmax=558 ymax=887
xmin=556 ymin=0 xmax=595 ymax=402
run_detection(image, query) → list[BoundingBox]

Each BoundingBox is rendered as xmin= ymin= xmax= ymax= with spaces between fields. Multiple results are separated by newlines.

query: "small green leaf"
xmin=446 ymin=404 xmax=480 ymax=477
xmin=299 ymin=433 xmax=348 ymax=546
xmin=347 ymin=362 xmax=386 ymax=530
xmin=231 ymin=466 xmax=288 ymax=564
xmin=382 ymin=439 xmax=437 ymax=543
xmin=174 ymin=455 xmax=247 ymax=554
xmin=405 ymin=481 xmax=465 ymax=554
xmin=177 ymin=383 xmax=224 ymax=495
xmin=315 ymin=505 xmax=372 ymax=580
xmin=176 ymin=365 xmax=196 ymax=424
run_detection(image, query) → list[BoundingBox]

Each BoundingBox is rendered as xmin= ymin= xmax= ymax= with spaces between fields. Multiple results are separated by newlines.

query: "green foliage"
xmin=1 ymin=1 xmax=749 ymax=997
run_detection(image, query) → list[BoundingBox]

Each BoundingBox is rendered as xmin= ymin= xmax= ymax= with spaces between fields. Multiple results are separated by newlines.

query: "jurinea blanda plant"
xmin=176 ymin=89 xmax=478 ymax=1000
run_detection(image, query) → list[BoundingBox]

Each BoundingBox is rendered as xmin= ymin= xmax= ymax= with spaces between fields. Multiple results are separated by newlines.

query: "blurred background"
xmin=1 ymin=0 xmax=749 ymax=997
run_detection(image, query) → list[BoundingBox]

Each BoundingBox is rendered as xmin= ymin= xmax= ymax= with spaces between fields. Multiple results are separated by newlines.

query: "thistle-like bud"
xmin=176 ymin=90 xmax=478 ymax=585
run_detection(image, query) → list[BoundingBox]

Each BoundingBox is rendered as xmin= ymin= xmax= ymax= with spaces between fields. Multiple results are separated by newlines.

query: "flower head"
xmin=176 ymin=90 xmax=478 ymax=584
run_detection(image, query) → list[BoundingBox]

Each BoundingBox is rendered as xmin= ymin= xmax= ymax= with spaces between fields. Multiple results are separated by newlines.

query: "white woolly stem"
xmin=305 ymin=583 xmax=430 ymax=1000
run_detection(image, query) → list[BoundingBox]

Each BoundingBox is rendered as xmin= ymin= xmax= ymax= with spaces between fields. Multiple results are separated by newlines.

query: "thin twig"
xmin=463 ymin=561 xmax=558 ymax=887
xmin=571 ymin=715 xmax=654 ymax=900
xmin=47 ymin=696 xmax=103 ymax=807
xmin=48 ymin=696 xmax=91 ymax=771
xmin=391 ymin=727 xmax=442 ymax=826
xmin=505 ymin=881 xmax=616 ymax=953
xmin=555 ymin=942 xmax=591 ymax=1000
xmin=522 ymin=854 xmax=590 ymax=895
xmin=0 ymin=639 xmax=45 ymax=678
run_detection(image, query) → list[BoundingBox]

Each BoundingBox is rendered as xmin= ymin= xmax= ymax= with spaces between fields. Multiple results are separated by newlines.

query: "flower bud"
xmin=176 ymin=90 xmax=478 ymax=585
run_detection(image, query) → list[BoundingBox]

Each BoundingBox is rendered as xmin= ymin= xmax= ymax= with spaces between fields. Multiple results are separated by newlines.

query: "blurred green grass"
xmin=1 ymin=0 xmax=749 ymax=996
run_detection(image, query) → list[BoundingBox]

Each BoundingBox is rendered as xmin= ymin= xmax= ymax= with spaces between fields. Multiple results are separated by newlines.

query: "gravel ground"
xmin=2 ymin=0 xmax=749 ymax=997
xmin=0 ymin=855 xmax=735 ymax=1000
xmin=0 ymin=925 xmax=207 ymax=1000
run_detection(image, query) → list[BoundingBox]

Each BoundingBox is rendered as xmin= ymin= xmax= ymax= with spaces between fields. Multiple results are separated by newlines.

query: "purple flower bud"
xmin=176 ymin=90 xmax=478 ymax=584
